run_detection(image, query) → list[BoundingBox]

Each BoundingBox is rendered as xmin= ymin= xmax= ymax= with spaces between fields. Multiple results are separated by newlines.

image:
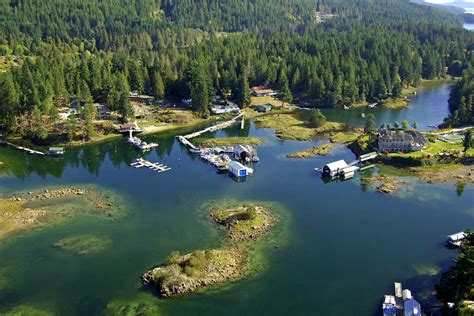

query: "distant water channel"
xmin=465 ymin=23 xmax=474 ymax=30
xmin=319 ymin=81 xmax=453 ymax=130
xmin=0 ymin=83 xmax=472 ymax=315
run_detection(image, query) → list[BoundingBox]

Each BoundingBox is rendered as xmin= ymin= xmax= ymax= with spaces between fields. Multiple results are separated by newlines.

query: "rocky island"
xmin=142 ymin=202 xmax=280 ymax=297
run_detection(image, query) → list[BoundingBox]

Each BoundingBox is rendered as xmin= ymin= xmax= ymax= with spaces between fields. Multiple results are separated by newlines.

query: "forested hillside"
xmin=1 ymin=0 xmax=474 ymax=140
xmin=445 ymin=69 xmax=474 ymax=127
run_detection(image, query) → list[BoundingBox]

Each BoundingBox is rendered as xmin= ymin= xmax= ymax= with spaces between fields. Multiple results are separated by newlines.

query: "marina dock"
xmin=131 ymin=158 xmax=171 ymax=173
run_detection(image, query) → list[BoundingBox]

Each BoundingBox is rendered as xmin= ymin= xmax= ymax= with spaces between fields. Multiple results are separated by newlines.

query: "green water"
xmin=0 ymin=85 xmax=472 ymax=315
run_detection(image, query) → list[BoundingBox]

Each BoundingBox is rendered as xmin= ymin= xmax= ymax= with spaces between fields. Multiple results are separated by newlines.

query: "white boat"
xmin=189 ymin=148 xmax=203 ymax=154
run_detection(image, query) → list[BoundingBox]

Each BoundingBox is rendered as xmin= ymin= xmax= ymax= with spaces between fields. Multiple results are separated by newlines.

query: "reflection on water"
xmin=319 ymin=81 xmax=453 ymax=130
xmin=0 ymin=84 xmax=472 ymax=316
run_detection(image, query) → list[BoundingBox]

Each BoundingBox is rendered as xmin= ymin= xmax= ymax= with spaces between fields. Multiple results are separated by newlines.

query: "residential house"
xmin=252 ymin=86 xmax=278 ymax=97
xmin=256 ymin=104 xmax=273 ymax=112
xmin=378 ymin=129 xmax=427 ymax=153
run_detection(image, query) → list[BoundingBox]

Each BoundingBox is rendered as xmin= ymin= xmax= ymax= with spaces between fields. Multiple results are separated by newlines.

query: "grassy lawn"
xmin=250 ymin=96 xmax=284 ymax=107
xmin=389 ymin=139 xmax=474 ymax=159
xmin=253 ymin=111 xmax=344 ymax=141
xmin=195 ymin=137 xmax=263 ymax=147
xmin=330 ymin=131 xmax=360 ymax=144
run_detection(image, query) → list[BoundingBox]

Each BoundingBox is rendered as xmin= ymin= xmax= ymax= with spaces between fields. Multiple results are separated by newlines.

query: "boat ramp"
xmin=131 ymin=158 xmax=171 ymax=173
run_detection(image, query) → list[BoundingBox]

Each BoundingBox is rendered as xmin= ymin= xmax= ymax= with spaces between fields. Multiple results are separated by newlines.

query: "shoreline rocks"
xmin=361 ymin=175 xmax=407 ymax=194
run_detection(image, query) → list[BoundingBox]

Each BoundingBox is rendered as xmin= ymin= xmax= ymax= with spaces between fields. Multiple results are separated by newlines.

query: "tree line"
xmin=1 ymin=0 xmax=474 ymax=139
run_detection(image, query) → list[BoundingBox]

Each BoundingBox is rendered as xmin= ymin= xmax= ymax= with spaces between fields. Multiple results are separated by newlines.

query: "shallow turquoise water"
xmin=0 ymin=86 xmax=472 ymax=315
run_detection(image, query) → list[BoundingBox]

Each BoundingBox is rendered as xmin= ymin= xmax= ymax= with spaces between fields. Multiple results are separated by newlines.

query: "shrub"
xmin=308 ymin=109 xmax=326 ymax=128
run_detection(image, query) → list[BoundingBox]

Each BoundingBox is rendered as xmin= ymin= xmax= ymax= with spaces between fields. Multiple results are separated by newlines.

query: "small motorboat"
xmin=189 ymin=148 xmax=203 ymax=154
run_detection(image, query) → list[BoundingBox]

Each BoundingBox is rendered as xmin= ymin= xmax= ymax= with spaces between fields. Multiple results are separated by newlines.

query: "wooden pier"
xmin=177 ymin=113 xmax=244 ymax=150
xmin=177 ymin=136 xmax=197 ymax=150
xmin=1 ymin=141 xmax=45 ymax=156
xmin=131 ymin=158 xmax=171 ymax=173
xmin=348 ymin=152 xmax=378 ymax=166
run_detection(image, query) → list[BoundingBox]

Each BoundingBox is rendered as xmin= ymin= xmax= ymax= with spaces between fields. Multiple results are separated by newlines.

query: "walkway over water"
xmin=178 ymin=113 xmax=244 ymax=150
xmin=1 ymin=141 xmax=45 ymax=156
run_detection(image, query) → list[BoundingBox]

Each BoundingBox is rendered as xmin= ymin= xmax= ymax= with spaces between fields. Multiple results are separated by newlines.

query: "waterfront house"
xmin=256 ymin=104 xmax=273 ymax=112
xmin=252 ymin=86 xmax=278 ymax=97
xmin=378 ymin=129 xmax=427 ymax=153
xmin=210 ymin=101 xmax=240 ymax=115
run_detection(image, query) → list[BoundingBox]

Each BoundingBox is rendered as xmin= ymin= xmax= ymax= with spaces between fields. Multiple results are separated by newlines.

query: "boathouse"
xmin=48 ymin=147 xmax=65 ymax=156
xmin=447 ymin=232 xmax=466 ymax=247
xmin=322 ymin=160 xmax=348 ymax=177
xmin=229 ymin=161 xmax=248 ymax=178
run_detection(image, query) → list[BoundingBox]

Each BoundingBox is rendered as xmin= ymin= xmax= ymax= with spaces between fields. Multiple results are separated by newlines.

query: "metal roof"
xmin=342 ymin=166 xmax=359 ymax=174
xmin=229 ymin=160 xmax=246 ymax=170
xmin=447 ymin=232 xmax=466 ymax=241
xmin=324 ymin=160 xmax=348 ymax=171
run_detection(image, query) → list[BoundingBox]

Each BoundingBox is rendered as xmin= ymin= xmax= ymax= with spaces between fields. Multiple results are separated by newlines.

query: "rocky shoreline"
xmin=0 ymin=186 xmax=122 ymax=241
xmin=361 ymin=174 xmax=408 ymax=194
xmin=142 ymin=202 xmax=279 ymax=297
xmin=287 ymin=144 xmax=333 ymax=159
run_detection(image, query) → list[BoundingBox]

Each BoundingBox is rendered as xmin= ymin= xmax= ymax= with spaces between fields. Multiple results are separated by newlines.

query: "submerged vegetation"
xmin=1 ymin=304 xmax=53 ymax=316
xmin=105 ymin=295 xmax=161 ymax=316
xmin=142 ymin=201 xmax=282 ymax=297
xmin=0 ymin=186 xmax=123 ymax=241
xmin=54 ymin=235 xmax=112 ymax=255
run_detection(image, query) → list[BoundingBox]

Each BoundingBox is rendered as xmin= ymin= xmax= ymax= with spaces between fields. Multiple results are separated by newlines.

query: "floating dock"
xmin=131 ymin=158 xmax=171 ymax=173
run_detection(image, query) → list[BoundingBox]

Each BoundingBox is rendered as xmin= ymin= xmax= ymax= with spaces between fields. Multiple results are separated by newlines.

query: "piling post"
xmin=241 ymin=113 xmax=245 ymax=130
